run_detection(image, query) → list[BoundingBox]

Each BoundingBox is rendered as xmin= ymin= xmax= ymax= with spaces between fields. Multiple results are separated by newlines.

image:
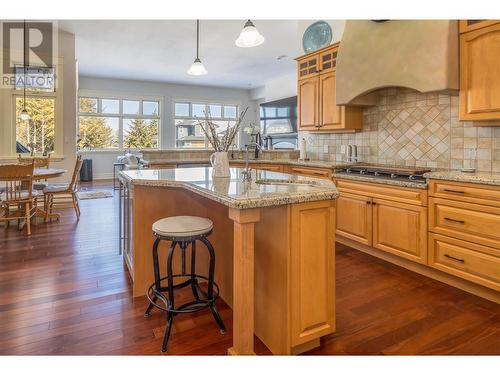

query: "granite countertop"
xmin=147 ymin=157 xmax=350 ymax=169
xmin=120 ymin=167 xmax=339 ymax=209
xmin=424 ymin=170 xmax=500 ymax=186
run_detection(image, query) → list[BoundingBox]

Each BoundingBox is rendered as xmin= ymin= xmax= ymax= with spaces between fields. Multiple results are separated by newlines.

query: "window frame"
xmin=78 ymin=92 xmax=162 ymax=151
xmin=3 ymin=56 xmax=64 ymax=159
xmin=172 ymin=99 xmax=241 ymax=149
xmin=13 ymin=93 xmax=58 ymax=156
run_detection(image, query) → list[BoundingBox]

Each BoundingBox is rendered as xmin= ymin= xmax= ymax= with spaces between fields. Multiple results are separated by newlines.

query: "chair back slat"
xmin=0 ymin=163 xmax=34 ymax=202
xmin=68 ymin=156 xmax=83 ymax=192
xmin=18 ymin=154 xmax=51 ymax=168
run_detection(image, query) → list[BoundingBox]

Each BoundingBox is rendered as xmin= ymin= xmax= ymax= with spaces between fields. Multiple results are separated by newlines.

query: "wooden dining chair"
xmin=43 ymin=156 xmax=83 ymax=221
xmin=0 ymin=163 xmax=38 ymax=235
xmin=19 ymin=154 xmax=52 ymax=191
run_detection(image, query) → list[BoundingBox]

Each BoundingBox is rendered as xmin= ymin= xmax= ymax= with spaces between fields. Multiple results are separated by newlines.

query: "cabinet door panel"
xmin=320 ymin=72 xmax=343 ymax=130
xmin=372 ymin=199 xmax=427 ymax=264
xmin=290 ymin=201 xmax=335 ymax=346
xmin=319 ymin=46 xmax=338 ymax=74
xmin=336 ymin=192 xmax=372 ymax=245
xmin=298 ymin=77 xmax=319 ymax=129
xmin=297 ymin=54 xmax=320 ymax=80
xmin=460 ymin=23 xmax=500 ymax=121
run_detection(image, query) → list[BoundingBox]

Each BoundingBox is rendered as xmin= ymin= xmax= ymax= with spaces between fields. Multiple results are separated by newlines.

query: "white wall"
xmin=53 ymin=30 xmax=77 ymax=181
xmin=78 ymin=76 xmax=258 ymax=179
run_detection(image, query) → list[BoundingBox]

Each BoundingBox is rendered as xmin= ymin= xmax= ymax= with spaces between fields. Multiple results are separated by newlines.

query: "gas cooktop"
xmin=336 ymin=164 xmax=430 ymax=185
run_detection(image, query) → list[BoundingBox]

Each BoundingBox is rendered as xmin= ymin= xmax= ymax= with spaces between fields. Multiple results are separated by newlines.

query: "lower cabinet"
xmin=372 ymin=199 xmax=428 ymax=264
xmin=336 ymin=192 xmax=372 ymax=245
xmin=429 ymin=233 xmax=500 ymax=291
xmin=335 ymin=179 xmax=428 ymax=264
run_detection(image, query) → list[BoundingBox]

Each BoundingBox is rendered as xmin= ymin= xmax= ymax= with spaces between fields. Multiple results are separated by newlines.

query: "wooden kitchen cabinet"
xmin=290 ymin=200 xmax=335 ymax=347
xmin=296 ymin=43 xmax=363 ymax=133
xmin=297 ymin=52 xmax=320 ymax=80
xmin=285 ymin=165 xmax=332 ymax=179
xmin=459 ymin=20 xmax=500 ymax=34
xmin=336 ymin=192 xmax=372 ymax=246
xmin=298 ymin=76 xmax=320 ymax=129
xmin=372 ymin=198 xmax=428 ymax=264
xmin=335 ymin=179 xmax=428 ymax=264
xmin=459 ymin=22 xmax=500 ymax=122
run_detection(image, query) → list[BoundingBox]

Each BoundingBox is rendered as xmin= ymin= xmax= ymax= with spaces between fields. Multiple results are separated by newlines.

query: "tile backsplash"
xmin=299 ymin=88 xmax=500 ymax=172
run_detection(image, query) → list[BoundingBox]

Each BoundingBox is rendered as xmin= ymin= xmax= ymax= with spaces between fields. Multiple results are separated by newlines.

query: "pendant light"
xmin=19 ymin=19 xmax=30 ymax=121
xmin=187 ymin=20 xmax=207 ymax=76
xmin=235 ymin=19 xmax=264 ymax=48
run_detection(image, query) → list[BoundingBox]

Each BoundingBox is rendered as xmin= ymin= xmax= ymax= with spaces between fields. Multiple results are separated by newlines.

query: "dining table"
xmin=34 ymin=168 xmax=66 ymax=180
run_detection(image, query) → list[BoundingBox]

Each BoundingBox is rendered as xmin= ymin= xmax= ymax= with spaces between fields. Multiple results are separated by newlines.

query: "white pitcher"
xmin=210 ymin=151 xmax=230 ymax=178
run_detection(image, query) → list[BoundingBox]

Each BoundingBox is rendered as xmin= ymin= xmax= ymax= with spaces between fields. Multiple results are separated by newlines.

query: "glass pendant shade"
xmin=19 ymin=108 xmax=30 ymax=121
xmin=187 ymin=57 xmax=208 ymax=76
xmin=235 ymin=20 xmax=265 ymax=48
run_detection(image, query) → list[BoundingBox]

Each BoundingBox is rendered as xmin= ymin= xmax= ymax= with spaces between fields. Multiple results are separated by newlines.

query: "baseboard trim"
xmin=337 ymin=236 xmax=500 ymax=304
xmin=91 ymin=173 xmax=114 ymax=180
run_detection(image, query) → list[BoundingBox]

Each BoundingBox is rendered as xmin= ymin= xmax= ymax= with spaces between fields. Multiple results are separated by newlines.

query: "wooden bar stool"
xmin=145 ymin=215 xmax=226 ymax=352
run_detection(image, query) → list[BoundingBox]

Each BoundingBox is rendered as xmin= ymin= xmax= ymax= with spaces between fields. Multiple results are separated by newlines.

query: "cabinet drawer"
xmin=287 ymin=166 xmax=331 ymax=179
xmin=429 ymin=233 xmax=500 ymax=291
xmin=429 ymin=197 xmax=500 ymax=250
xmin=336 ymin=179 xmax=427 ymax=206
xmin=428 ymin=180 xmax=500 ymax=207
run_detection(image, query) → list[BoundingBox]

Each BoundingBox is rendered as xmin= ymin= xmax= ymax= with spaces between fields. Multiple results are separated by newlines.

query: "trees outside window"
xmin=78 ymin=96 xmax=160 ymax=150
xmin=16 ymin=97 xmax=55 ymax=154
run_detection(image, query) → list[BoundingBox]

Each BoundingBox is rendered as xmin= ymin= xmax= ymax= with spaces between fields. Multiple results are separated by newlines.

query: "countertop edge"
xmin=119 ymin=171 xmax=339 ymax=209
xmin=424 ymin=171 xmax=500 ymax=187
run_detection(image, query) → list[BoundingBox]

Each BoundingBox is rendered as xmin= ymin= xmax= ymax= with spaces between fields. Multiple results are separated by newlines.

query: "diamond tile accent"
xmin=300 ymin=88 xmax=500 ymax=172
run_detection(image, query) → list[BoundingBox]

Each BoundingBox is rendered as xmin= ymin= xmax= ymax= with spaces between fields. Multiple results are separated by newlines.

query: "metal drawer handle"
xmin=443 ymin=189 xmax=465 ymax=194
xmin=444 ymin=254 xmax=465 ymax=263
xmin=444 ymin=217 xmax=465 ymax=224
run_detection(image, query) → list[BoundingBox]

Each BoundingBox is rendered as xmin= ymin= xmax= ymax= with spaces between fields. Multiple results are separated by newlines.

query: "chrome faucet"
xmin=241 ymin=142 xmax=262 ymax=182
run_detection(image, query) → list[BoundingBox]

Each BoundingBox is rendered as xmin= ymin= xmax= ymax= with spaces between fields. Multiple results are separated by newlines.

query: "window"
xmin=174 ymin=101 xmax=239 ymax=148
xmin=16 ymin=96 xmax=56 ymax=154
xmin=78 ymin=96 xmax=161 ymax=150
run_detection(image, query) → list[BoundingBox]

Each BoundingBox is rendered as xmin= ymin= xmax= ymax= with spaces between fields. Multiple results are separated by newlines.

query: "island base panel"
xmin=130 ymin=185 xmax=336 ymax=354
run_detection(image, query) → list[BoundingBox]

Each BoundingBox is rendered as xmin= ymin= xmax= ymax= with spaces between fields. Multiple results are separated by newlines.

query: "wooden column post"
xmin=227 ymin=207 xmax=261 ymax=355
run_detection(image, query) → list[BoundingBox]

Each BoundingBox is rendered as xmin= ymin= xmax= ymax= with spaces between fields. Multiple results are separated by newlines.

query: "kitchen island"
xmin=118 ymin=167 xmax=338 ymax=355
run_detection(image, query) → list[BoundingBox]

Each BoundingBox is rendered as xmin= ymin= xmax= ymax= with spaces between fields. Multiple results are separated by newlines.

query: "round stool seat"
xmin=152 ymin=216 xmax=213 ymax=238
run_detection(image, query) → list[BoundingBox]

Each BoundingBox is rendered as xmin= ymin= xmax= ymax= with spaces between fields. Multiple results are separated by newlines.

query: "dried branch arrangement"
xmin=196 ymin=106 xmax=248 ymax=152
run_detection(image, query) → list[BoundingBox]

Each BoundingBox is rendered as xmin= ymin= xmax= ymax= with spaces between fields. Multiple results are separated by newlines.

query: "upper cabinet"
xmin=296 ymin=43 xmax=363 ymax=133
xmin=459 ymin=21 xmax=500 ymax=122
xmin=459 ymin=20 xmax=500 ymax=34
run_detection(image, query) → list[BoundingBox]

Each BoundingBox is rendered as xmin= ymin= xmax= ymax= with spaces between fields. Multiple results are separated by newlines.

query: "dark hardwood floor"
xmin=0 ymin=180 xmax=498 ymax=355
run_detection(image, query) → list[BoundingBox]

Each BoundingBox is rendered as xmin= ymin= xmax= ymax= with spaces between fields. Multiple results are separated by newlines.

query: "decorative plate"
xmin=302 ymin=21 xmax=332 ymax=53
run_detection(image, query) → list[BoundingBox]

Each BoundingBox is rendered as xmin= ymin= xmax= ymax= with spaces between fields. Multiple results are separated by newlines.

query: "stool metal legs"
xmin=200 ymin=237 xmax=226 ymax=334
xmin=190 ymin=241 xmax=200 ymax=301
xmin=145 ymin=235 xmax=225 ymax=353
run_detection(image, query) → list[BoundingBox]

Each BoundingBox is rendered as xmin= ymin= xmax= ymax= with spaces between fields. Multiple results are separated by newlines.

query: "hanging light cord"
xmin=196 ymin=19 xmax=200 ymax=60
xmin=23 ymin=19 xmax=27 ymax=108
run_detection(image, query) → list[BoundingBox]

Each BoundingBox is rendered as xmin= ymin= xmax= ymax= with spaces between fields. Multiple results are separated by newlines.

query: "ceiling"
xmin=58 ymin=20 xmax=299 ymax=89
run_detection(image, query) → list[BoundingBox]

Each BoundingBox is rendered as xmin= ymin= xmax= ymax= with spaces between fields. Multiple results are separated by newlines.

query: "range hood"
xmin=336 ymin=20 xmax=459 ymax=106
